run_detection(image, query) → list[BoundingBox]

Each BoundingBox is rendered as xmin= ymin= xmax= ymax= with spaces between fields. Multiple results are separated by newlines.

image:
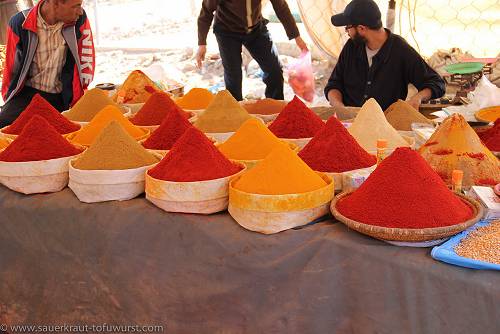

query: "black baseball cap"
xmin=331 ymin=0 xmax=382 ymax=27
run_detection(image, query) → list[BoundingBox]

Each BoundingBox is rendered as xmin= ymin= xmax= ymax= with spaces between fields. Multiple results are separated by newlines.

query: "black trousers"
xmin=214 ymin=22 xmax=284 ymax=101
xmin=0 ymin=86 xmax=65 ymax=128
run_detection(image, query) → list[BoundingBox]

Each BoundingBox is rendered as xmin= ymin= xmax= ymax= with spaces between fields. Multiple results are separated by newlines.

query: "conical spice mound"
xmin=299 ymin=116 xmax=376 ymax=173
xmin=112 ymin=70 xmax=161 ymax=104
xmin=64 ymin=88 xmax=123 ymax=122
xmin=218 ymin=118 xmax=283 ymax=160
xmin=336 ymin=147 xmax=474 ymax=229
xmin=142 ymin=107 xmax=193 ymax=150
xmin=384 ymin=99 xmax=433 ymax=131
xmin=268 ymin=96 xmax=324 ymax=139
xmin=148 ymin=127 xmax=242 ymax=182
xmin=4 ymin=94 xmax=80 ymax=135
xmin=348 ymin=98 xmax=409 ymax=151
xmin=73 ymin=121 xmax=159 ymax=170
xmin=130 ymin=91 xmax=191 ymax=126
xmin=418 ymin=113 xmax=500 ymax=187
xmin=233 ymin=142 xmax=327 ymax=195
xmin=175 ymin=88 xmax=214 ymax=110
xmin=71 ymin=105 xmax=146 ymax=146
xmin=194 ymin=90 xmax=252 ymax=133
xmin=0 ymin=115 xmax=82 ymax=162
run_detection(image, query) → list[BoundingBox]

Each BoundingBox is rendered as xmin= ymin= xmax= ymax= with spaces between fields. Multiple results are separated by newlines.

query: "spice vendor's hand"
xmin=196 ymin=45 xmax=207 ymax=69
xmin=295 ymin=36 xmax=308 ymax=53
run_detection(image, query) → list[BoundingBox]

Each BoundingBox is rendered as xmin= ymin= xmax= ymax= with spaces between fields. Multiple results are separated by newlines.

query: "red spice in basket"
xmin=148 ymin=127 xmax=242 ymax=181
xmin=268 ymin=96 xmax=324 ymax=138
xmin=130 ymin=91 xmax=191 ymax=126
xmin=142 ymin=108 xmax=192 ymax=150
xmin=3 ymin=94 xmax=80 ymax=135
xmin=336 ymin=147 xmax=474 ymax=228
xmin=299 ymin=116 xmax=376 ymax=172
xmin=0 ymin=115 xmax=83 ymax=162
xmin=478 ymin=119 xmax=500 ymax=152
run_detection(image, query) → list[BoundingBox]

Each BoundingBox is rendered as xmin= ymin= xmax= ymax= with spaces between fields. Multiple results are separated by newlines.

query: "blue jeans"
xmin=214 ymin=22 xmax=284 ymax=101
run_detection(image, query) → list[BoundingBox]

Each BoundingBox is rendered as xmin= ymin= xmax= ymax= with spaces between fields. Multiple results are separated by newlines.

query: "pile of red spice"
xmin=0 ymin=115 xmax=83 ymax=162
xmin=148 ymin=127 xmax=242 ymax=182
xmin=142 ymin=107 xmax=192 ymax=150
xmin=336 ymin=147 xmax=474 ymax=228
xmin=299 ymin=116 xmax=376 ymax=172
xmin=130 ymin=92 xmax=191 ymax=126
xmin=3 ymin=94 xmax=80 ymax=135
xmin=268 ymin=96 xmax=324 ymax=138
xmin=477 ymin=119 xmax=500 ymax=152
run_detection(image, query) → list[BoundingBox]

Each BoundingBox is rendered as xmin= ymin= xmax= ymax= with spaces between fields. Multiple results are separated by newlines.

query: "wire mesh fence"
xmin=297 ymin=0 xmax=499 ymax=58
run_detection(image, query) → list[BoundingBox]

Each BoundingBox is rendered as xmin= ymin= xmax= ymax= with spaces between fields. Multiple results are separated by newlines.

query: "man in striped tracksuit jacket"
xmin=0 ymin=0 xmax=95 ymax=127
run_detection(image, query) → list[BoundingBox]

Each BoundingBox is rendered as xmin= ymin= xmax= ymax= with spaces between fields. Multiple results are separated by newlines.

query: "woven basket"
xmin=331 ymin=191 xmax=484 ymax=242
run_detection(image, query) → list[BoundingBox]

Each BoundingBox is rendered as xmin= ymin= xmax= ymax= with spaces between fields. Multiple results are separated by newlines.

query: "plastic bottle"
xmin=376 ymin=139 xmax=388 ymax=165
xmin=452 ymin=170 xmax=464 ymax=194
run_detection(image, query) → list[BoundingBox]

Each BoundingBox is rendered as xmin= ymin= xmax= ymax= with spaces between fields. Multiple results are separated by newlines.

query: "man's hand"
xmin=196 ymin=45 xmax=207 ymax=69
xmin=295 ymin=36 xmax=308 ymax=53
xmin=407 ymin=88 xmax=432 ymax=111
xmin=407 ymin=95 xmax=422 ymax=110
xmin=327 ymin=89 xmax=344 ymax=108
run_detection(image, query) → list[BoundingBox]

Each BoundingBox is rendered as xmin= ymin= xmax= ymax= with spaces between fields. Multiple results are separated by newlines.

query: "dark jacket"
xmin=324 ymin=29 xmax=445 ymax=110
xmin=198 ymin=0 xmax=299 ymax=45
xmin=2 ymin=0 xmax=95 ymax=108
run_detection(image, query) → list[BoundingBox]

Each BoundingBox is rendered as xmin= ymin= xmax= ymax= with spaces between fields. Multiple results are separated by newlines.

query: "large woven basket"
xmin=331 ymin=191 xmax=484 ymax=242
xmin=0 ymin=44 xmax=6 ymax=82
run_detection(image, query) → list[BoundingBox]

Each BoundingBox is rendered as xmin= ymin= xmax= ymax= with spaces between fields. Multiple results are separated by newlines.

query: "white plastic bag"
xmin=442 ymin=76 xmax=500 ymax=121
xmin=287 ymin=51 xmax=315 ymax=102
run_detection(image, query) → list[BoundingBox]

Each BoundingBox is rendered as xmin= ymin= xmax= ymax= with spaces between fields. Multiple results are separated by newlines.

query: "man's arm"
xmin=77 ymin=10 xmax=95 ymax=89
xmin=2 ymin=15 xmax=21 ymax=100
xmin=196 ymin=0 xmax=218 ymax=68
xmin=407 ymin=88 xmax=432 ymax=110
xmin=269 ymin=0 xmax=300 ymax=41
xmin=269 ymin=0 xmax=307 ymax=52
xmin=405 ymin=46 xmax=446 ymax=109
xmin=197 ymin=0 xmax=218 ymax=46
xmin=324 ymin=46 xmax=348 ymax=107
xmin=327 ymin=89 xmax=344 ymax=108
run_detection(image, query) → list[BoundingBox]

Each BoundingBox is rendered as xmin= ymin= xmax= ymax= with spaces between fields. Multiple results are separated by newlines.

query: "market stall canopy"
xmin=296 ymin=0 xmax=499 ymax=58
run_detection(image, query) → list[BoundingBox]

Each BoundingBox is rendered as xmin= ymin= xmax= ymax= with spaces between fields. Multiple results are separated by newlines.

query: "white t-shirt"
xmin=366 ymin=46 xmax=380 ymax=67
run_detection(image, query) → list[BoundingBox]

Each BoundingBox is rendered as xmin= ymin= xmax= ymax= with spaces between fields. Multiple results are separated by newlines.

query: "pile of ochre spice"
xmin=233 ymin=142 xmax=327 ymax=195
xmin=418 ymin=113 xmax=500 ymax=187
xmin=0 ymin=115 xmax=83 ymax=162
xmin=242 ymin=98 xmax=287 ymax=115
xmin=477 ymin=119 xmax=500 ymax=152
xmin=194 ymin=90 xmax=252 ymax=133
xmin=71 ymin=105 xmax=147 ymax=146
xmin=175 ymin=88 xmax=214 ymax=110
xmin=268 ymin=96 xmax=324 ymax=139
xmin=148 ymin=127 xmax=242 ymax=182
xmin=218 ymin=118 xmax=283 ymax=160
xmin=384 ymin=99 xmax=433 ymax=131
xmin=130 ymin=91 xmax=191 ymax=126
xmin=73 ymin=121 xmax=159 ymax=170
xmin=299 ymin=116 xmax=376 ymax=173
xmin=336 ymin=147 xmax=474 ymax=228
xmin=64 ymin=88 xmax=123 ymax=122
xmin=4 ymin=94 xmax=81 ymax=135
xmin=142 ymin=107 xmax=193 ymax=150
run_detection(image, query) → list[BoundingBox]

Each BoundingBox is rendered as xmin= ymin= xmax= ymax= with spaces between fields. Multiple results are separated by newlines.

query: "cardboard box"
xmin=468 ymin=186 xmax=500 ymax=219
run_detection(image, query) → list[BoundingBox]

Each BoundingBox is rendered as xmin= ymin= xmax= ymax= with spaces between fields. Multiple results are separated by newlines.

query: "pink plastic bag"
xmin=287 ymin=51 xmax=315 ymax=102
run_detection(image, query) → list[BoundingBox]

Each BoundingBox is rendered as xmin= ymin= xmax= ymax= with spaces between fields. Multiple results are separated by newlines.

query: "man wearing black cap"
xmin=324 ymin=0 xmax=445 ymax=111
